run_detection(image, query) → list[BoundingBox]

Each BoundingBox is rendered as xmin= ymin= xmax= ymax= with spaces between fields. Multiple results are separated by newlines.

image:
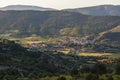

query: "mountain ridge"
xmin=1 ymin=5 xmax=120 ymax=16
xmin=0 ymin=5 xmax=56 ymax=11
xmin=64 ymin=5 xmax=120 ymax=16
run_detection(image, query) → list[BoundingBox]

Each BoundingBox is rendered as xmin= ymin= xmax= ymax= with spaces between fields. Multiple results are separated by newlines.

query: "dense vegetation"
xmin=0 ymin=39 xmax=120 ymax=80
xmin=0 ymin=39 xmax=81 ymax=79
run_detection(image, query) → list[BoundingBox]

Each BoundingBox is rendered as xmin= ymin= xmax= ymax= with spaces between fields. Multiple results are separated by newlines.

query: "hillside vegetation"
xmin=0 ymin=11 xmax=120 ymax=38
xmin=0 ymin=39 xmax=120 ymax=80
xmin=94 ymin=25 xmax=120 ymax=47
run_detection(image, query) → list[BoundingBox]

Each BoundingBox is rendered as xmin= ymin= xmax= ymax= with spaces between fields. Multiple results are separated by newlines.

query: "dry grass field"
xmin=77 ymin=53 xmax=112 ymax=57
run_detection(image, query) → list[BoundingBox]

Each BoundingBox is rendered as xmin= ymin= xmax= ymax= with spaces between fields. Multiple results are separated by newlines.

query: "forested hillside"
xmin=0 ymin=39 xmax=120 ymax=80
xmin=0 ymin=11 xmax=120 ymax=37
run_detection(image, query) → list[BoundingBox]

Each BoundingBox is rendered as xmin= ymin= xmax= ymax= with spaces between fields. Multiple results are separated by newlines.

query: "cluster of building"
xmin=26 ymin=37 xmax=94 ymax=51
xmin=66 ymin=37 xmax=94 ymax=45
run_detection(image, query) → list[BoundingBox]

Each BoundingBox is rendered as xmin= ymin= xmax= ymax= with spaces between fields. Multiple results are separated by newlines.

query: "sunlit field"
xmin=78 ymin=53 xmax=112 ymax=57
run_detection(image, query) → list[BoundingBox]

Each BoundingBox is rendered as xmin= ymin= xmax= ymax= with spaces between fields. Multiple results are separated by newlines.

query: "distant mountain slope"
xmin=0 ymin=11 xmax=120 ymax=37
xmin=94 ymin=25 xmax=120 ymax=47
xmin=0 ymin=5 xmax=56 ymax=11
xmin=64 ymin=5 xmax=120 ymax=16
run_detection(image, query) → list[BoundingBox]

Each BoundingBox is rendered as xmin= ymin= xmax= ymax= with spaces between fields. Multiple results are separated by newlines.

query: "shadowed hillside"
xmin=0 ymin=11 xmax=120 ymax=38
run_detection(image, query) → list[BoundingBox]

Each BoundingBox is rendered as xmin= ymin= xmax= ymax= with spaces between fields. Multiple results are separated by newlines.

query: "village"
xmin=25 ymin=37 xmax=94 ymax=53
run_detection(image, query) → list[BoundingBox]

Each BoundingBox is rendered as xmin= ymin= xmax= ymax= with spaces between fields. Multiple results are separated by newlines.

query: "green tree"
xmin=81 ymin=65 xmax=91 ymax=73
xmin=92 ymin=63 xmax=107 ymax=74
xmin=70 ymin=68 xmax=79 ymax=76
xmin=57 ymin=76 xmax=66 ymax=80
xmin=28 ymin=73 xmax=37 ymax=80
xmin=114 ymin=63 xmax=120 ymax=74
xmin=106 ymin=75 xmax=113 ymax=80
xmin=85 ymin=73 xmax=99 ymax=80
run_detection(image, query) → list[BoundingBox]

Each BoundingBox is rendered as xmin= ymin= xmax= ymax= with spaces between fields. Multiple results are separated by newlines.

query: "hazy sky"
xmin=0 ymin=0 xmax=120 ymax=9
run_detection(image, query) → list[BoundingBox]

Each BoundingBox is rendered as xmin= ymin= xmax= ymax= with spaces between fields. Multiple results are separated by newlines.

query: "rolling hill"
xmin=94 ymin=25 xmax=120 ymax=47
xmin=0 ymin=11 xmax=120 ymax=38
